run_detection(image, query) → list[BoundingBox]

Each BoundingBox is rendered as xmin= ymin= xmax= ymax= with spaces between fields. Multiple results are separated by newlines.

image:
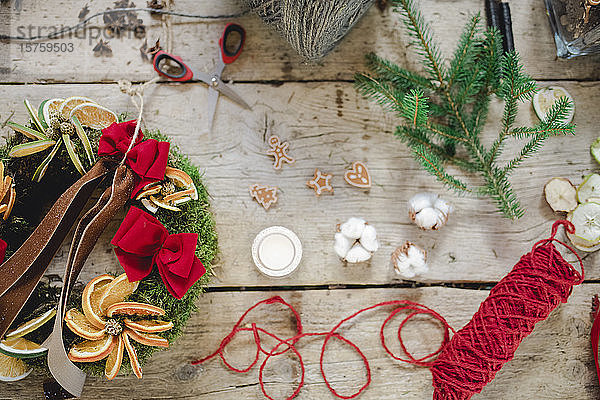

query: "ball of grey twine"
xmin=242 ymin=0 xmax=374 ymax=61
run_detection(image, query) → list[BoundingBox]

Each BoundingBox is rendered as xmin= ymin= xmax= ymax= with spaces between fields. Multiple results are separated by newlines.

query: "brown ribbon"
xmin=0 ymin=157 xmax=138 ymax=397
xmin=46 ymin=165 xmax=134 ymax=397
xmin=0 ymin=158 xmax=114 ymax=338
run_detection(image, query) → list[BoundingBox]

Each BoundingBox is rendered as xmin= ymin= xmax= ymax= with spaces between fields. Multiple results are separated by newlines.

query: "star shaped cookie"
xmin=307 ymin=169 xmax=333 ymax=196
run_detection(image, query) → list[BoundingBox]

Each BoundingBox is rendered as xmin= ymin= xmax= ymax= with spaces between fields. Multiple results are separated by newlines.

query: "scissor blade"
xmin=206 ymin=87 xmax=219 ymax=132
xmin=215 ymin=80 xmax=252 ymax=110
xmin=193 ymin=70 xmax=215 ymax=86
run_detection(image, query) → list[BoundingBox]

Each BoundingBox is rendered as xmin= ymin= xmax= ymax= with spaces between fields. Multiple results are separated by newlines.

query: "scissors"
xmin=153 ymin=23 xmax=251 ymax=131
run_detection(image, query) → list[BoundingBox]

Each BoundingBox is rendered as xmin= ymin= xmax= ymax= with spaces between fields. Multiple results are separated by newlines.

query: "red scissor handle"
xmin=219 ymin=23 xmax=245 ymax=64
xmin=153 ymin=50 xmax=194 ymax=82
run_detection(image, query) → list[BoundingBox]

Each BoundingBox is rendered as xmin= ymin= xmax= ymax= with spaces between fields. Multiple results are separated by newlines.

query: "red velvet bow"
xmin=111 ymin=207 xmax=206 ymax=299
xmin=98 ymin=120 xmax=170 ymax=197
xmin=0 ymin=239 xmax=6 ymax=263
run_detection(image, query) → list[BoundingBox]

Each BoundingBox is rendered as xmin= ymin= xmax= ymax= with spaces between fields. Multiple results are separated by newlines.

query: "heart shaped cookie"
xmin=344 ymin=161 xmax=371 ymax=189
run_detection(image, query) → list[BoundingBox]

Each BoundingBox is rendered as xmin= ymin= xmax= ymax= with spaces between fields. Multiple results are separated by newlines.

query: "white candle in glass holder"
xmin=252 ymin=226 xmax=302 ymax=277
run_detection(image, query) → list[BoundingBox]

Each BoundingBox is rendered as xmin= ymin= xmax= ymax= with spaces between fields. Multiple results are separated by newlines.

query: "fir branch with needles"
xmin=355 ymin=0 xmax=575 ymax=219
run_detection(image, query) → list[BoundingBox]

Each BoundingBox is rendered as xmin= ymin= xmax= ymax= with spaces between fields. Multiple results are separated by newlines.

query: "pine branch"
xmin=396 ymin=125 xmax=477 ymax=172
xmin=448 ymin=14 xmax=483 ymax=89
xmin=488 ymin=52 xmax=538 ymax=164
xmin=480 ymin=28 xmax=503 ymax=93
xmin=355 ymin=73 xmax=404 ymax=114
xmin=392 ymin=0 xmax=446 ymax=85
xmin=355 ymin=3 xmax=576 ymax=219
xmin=409 ymin=142 xmax=470 ymax=192
xmin=479 ymin=168 xmax=524 ymax=219
xmin=503 ymin=96 xmax=575 ymax=175
xmin=364 ymin=52 xmax=435 ymax=92
xmin=401 ymin=89 xmax=429 ymax=127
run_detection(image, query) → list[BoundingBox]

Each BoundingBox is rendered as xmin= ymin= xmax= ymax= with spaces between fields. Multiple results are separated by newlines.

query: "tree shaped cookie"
xmin=266 ymin=136 xmax=295 ymax=170
xmin=250 ymin=184 xmax=278 ymax=210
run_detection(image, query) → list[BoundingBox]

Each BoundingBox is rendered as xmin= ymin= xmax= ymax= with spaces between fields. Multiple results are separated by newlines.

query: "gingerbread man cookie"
xmin=307 ymin=169 xmax=333 ymax=196
xmin=250 ymin=184 xmax=278 ymax=210
xmin=266 ymin=136 xmax=295 ymax=170
xmin=344 ymin=161 xmax=371 ymax=189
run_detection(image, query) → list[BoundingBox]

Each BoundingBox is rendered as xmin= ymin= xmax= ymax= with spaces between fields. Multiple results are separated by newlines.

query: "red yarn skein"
xmin=430 ymin=220 xmax=584 ymax=399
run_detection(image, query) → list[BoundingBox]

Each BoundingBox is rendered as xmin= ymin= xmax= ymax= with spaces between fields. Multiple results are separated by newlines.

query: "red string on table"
xmin=192 ymin=296 xmax=454 ymax=400
xmin=192 ymin=220 xmax=583 ymax=400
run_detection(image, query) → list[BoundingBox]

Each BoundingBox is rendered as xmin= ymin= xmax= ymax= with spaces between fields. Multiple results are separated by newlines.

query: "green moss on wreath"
xmin=1 ymin=119 xmax=218 ymax=378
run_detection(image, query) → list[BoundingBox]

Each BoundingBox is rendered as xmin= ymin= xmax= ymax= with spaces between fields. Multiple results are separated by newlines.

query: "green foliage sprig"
xmin=355 ymin=0 xmax=575 ymax=219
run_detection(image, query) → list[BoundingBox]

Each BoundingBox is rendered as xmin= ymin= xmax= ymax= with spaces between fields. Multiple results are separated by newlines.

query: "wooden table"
xmin=1 ymin=1 xmax=600 ymax=399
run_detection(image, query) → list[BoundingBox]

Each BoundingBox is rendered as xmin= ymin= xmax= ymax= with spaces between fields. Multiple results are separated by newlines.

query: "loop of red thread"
xmin=192 ymin=297 xmax=452 ymax=400
xmin=192 ymin=221 xmax=583 ymax=400
xmin=431 ymin=220 xmax=584 ymax=400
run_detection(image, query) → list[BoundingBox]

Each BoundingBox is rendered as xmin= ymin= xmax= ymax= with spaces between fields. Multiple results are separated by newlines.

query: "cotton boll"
xmin=433 ymin=197 xmax=453 ymax=217
xmin=360 ymin=224 xmax=379 ymax=252
xmin=408 ymin=192 xmax=452 ymax=230
xmin=414 ymin=207 xmax=444 ymax=230
xmin=340 ymin=217 xmax=366 ymax=239
xmin=334 ymin=232 xmax=354 ymax=259
xmin=345 ymin=243 xmax=371 ymax=263
xmin=408 ymin=192 xmax=438 ymax=217
xmin=392 ymin=242 xmax=428 ymax=278
xmin=335 ymin=217 xmax=378 ymax=263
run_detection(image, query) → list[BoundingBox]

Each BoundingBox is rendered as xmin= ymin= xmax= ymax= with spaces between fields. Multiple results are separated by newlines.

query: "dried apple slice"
xmin=533 ymin=86 xmax=575 ymax=124
xmin=544 ymin=177 xmax=577 ymax=212
xmin=577 ymin=174 xmax=600 ymax=204
xmin=567 ymin=201 xmax=600 ymax=252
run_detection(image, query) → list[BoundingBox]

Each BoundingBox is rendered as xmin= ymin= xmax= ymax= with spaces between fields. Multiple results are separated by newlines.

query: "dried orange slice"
xmin=125 ymin=328 xmax=169 ymax=348
xmin=68 ymin=335 xmax=116 ymax=363
xmin=106 ymin=302 xmax=165 ymax=318
xmin=5 ymin=308 xmax=56 ymax=340
xmin=0 ymin=337 xmax=46 ymax=359
xmin=98 ymin=273 xmax=138 ymax=314
xmin=104 ymin=335 xmax=124 ymax=380
xmin=41 ymin=98 xmax=64 ymax=125
xmin=123 ymin=332 xmax=142 ymax=378
xmin=58 ymin=96 xmax=96 ymax=119
xmin=70 ymin=103 xmax=118 ymax=130
xmin=0 ymin=353 xmax=31 ymax=382
xmin=123 ymin=319 xmax=173 ymax=333
xmin=64 ymin=309 xmax=106 ymax=340
xmin=82 ymin=274 xmax=114 ymax=329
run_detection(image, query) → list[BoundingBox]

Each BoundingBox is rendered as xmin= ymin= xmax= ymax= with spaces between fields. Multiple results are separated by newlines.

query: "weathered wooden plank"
xmin=1 ymin=0 xmax=599 ymax=83
xmin=0 ymin=80 xmax=597 ymax=286
xmin=2 ymin=286 xmax=598 ymax=399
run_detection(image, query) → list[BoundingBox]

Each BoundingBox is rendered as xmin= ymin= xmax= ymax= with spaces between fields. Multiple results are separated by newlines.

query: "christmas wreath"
xmin=0 ymin=96 xmax=217 ymax=393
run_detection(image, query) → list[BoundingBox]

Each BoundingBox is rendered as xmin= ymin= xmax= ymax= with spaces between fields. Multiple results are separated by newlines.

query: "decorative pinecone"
xmin=46 ymin=128 xmax=61 ymax=141
xmin=161 ymin=181 xmax=176 ymax=196
xmin=49 ymin=117 xmax=61 ymax=131
xmin=60 ymin=122 xmax=75 ymax=137
xmin=58 ymin=113 xmax=69 ymax=123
